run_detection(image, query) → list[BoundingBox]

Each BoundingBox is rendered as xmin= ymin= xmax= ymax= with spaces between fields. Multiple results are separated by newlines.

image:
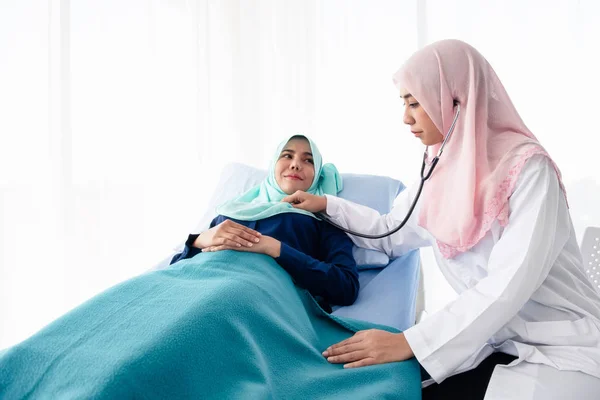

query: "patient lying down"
xmin=171 ymin=134 xmax=359 ymax=311
xmin=0 ymin=135 xmax=421 ymax=399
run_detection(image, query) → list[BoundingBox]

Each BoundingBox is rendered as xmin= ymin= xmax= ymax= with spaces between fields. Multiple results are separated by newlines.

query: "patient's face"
xmin=399 ymin=88 xmax=443 ymax=146
xmin=275 ymin=138 xmax=315 ymax=194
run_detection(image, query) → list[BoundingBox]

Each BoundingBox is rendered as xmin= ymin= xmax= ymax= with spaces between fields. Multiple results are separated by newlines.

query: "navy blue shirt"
xmin=171 ymin=213 xmax=359 ymax=307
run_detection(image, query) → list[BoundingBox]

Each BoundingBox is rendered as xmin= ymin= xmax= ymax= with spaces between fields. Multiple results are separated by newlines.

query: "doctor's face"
xmin=275 ymin=138 xmax=315 ymax=194
xmin=399 ymin=88 xmax=443 ymax=146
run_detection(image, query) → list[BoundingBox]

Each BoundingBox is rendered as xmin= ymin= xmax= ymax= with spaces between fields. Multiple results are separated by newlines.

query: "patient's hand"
xmin=194 ymin=220 xmax=262 ymax=250
xmin=204 ymin=235 xmax=281 ymax=258
xmin=281 ymin=190 xmax=327 ymax=213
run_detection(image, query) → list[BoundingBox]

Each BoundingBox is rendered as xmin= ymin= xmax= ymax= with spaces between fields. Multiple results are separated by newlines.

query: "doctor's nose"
xmin=403 ymin=109 xmax=414 ymax=126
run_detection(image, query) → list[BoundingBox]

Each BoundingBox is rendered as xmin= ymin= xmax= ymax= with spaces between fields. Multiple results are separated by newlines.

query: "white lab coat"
xmin=325 ymin=155 xmax=600 ymax=399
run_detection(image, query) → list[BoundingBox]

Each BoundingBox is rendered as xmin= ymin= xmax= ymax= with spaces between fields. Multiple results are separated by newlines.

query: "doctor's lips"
xmin=284 ymin=174 xmax=303 ymax=180
xmin=411 ymin=130 xmax=422 ymax=137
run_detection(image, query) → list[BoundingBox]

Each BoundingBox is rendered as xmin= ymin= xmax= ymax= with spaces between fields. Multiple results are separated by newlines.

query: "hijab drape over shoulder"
xmin=393 ymin=39 xmax=567 ymax=258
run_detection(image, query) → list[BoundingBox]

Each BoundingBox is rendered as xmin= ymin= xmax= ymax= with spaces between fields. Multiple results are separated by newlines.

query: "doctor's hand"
xmin=194 ymin=219 xmax=262 ymax=250
xmin=203 ymin=235 xmax=281 ymax=258
xmin=322 ymin=330 xmax=414 ymax=369
xmin=281 ymin=191 xmax=327 ymax=213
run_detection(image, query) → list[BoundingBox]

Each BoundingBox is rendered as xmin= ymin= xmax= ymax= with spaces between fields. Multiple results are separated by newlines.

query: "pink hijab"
xmin=393 ymin=39 xmax=566 ymax=258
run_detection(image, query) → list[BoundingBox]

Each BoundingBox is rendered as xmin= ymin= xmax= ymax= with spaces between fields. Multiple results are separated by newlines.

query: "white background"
xmin=2 ymin=0 xmax=599 ymax=348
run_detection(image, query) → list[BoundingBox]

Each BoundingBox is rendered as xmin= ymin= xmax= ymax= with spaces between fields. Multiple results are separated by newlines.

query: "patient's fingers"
xmin=224 ymin=220 xmax=261 ymax=238
xmin=217 ymin=236 xmax=243 ymax=248
xmin=219 ymin=233 xmax=249 ymax=248
xmin=217 ymin=221 xmax=261 ymax=247
xmin=231 ymin=228 xmax=261 ymax=246
xmin=204 ymin=245 xmax=235 ymax=252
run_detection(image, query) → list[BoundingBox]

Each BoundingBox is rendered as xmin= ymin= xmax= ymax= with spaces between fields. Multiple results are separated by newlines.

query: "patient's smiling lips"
xmin=284 ymin=174 xmax=303 ymax=181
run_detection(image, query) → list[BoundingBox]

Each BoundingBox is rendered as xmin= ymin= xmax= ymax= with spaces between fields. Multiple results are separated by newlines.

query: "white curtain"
xmin=1 ymin=0 xmax=599 ymax=348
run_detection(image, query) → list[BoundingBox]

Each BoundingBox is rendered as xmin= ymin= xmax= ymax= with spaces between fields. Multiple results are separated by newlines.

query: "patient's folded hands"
xmin=203 ymin=234 xmax=281 ymax=258
xmin=194 ymin=219 xmax=261 ymax=250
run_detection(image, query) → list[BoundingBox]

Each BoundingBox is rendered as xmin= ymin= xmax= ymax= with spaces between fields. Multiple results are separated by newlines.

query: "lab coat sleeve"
xmin=324 ymin=182 xmax=431 ymax=258
xmin=403 ymin=156 xmax=571 ymax=383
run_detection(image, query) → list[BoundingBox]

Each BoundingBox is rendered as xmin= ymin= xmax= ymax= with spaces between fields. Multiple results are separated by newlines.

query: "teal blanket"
xmin=0 ymin=251 xmax=421 ymax=399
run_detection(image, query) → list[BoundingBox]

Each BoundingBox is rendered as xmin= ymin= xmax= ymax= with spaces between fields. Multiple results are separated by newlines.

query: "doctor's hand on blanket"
xmin=281 ymin=190 xmax=326 ymax=213
xmin=203 ymin=233 xmax=282 ymax=258
xmin=322 ymin=329 xmax=414 ymax=368
xmin=194 ymin=219 xmax=262 ymax=250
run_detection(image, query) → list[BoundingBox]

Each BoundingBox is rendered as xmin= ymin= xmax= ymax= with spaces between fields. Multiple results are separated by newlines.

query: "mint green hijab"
xmin=216 ymin=135 xmax=342 ymax=221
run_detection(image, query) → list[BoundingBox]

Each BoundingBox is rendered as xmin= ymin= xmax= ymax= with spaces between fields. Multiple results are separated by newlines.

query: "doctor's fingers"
xmin=281 ymin=192 xmax=303 ymax=204
xmin=343 ymin=357 xmax=378 ymax=369
xmin=323 ymin=342 xmax=365 ymax=358
xmin=326 ymin=350 xmax=370 ymax=365
xmin=323 ymin=331 xmax=369 ymax=355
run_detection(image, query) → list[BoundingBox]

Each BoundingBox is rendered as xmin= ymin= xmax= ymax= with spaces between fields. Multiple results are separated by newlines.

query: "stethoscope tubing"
xmin=318 ymin=103 xmax=461 ymax=239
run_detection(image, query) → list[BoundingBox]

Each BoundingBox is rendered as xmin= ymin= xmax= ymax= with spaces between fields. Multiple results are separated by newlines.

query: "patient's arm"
xmin=170 ymin=217 xmax=261 ymax=265
xmin=275 ymin=222 xmax=359 ymax=307
xmin=194 ymin=219 xmax=261 ymax=249
xmin=170 ymin=233 xmax=203 ymax=264
xmin=171 ymin=214 xmax=358 ymax=307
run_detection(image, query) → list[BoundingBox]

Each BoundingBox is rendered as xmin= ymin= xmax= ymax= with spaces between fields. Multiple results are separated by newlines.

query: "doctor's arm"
xmin=403 ymin=157 xmax=570 ymax=382
xmin=283 ymin=183 xmax=431 ymax=258
xmin=323 ymin=156 xmax=569 ymax=372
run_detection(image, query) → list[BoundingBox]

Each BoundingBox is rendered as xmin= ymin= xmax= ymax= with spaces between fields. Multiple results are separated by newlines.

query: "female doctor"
xmin=282 ymin=39 xmax=600 ymax=399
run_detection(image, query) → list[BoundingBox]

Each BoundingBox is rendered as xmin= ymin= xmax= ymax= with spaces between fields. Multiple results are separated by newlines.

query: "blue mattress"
xmin=333 ymin=251 xmax=420 ymax=331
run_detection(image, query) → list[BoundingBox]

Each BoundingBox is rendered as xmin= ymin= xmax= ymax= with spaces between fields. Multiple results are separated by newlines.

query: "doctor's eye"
xmin=409 ymin=102 xmax=420 ymax=109
xmin=304 ymin=158 xmax=314 ymax=164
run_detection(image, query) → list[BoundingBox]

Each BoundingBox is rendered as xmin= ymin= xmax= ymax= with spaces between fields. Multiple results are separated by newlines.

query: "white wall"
xmin=2 ymin=0 xmax=600 ymax=348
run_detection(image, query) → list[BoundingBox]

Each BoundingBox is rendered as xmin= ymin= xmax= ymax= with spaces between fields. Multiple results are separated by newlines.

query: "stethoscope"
xmin=318 ymin=102 xmax=461 ymax=239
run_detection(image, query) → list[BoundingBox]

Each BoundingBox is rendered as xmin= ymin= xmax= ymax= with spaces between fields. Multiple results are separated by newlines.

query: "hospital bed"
xmin=1 ymin=161 xmax=424 ymax=399
xmin=5 ymin=163 xmax=597 ymax=398
xmin=152 ymin=162 xmax=600 ymax=330
xmin=151 ymin=162 xmax=422 ymax=332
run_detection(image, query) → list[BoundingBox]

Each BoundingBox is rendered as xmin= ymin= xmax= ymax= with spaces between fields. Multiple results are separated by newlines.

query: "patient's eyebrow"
xmin=281 ymin=149 xmax=313 ymax=157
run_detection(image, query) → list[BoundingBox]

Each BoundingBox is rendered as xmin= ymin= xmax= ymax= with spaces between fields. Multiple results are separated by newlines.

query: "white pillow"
xmin=352 ymin=247 xmax=390 ymax=269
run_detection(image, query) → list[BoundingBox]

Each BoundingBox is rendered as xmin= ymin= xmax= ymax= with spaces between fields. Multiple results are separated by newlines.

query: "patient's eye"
xmin=305 ymin=158 xmax=314 ymax=164
xmin=409 ymin=102 xmax=419 ymax=108
xmin=280 ymin=153 xmax=292 ymax=159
